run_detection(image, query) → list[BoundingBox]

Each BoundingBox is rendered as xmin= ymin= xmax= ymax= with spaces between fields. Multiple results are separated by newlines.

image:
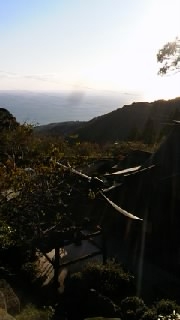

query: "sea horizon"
xmin=0 ymin=90 xmax=143 ymax=125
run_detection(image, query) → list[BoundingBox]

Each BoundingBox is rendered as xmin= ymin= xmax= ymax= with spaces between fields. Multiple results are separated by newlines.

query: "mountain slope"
xmin=35 ymin=97 xmax=180 ymax=143
xmin=34 ymin=121 xmax=85 ymax=136
xmin=0 ymin=108 xmax=18 ymax=130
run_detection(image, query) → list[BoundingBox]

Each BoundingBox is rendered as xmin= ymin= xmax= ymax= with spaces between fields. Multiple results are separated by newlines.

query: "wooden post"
xmin=54 ymin=246 xmax=60 ymax=290
xmin=102 ymin=230 xmax=107 ymax=265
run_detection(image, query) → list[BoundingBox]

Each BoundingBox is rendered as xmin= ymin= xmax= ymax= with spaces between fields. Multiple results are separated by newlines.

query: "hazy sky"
xmin=0 ymin=0 xmax=180 ymax=100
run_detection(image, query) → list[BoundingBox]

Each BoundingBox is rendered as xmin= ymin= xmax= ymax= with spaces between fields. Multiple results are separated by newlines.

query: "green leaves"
xmin=157 ymin=37 xmax=180 ymax=75
xmin=0 ymin=220 xmax=16 ymax=249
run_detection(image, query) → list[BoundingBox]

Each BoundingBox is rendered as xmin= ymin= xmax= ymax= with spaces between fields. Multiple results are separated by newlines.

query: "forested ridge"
xmin=35 ymin=97 xmax=180 ymax=144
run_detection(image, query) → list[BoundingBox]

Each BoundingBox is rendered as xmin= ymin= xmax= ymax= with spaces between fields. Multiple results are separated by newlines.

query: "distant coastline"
xmin=0 ymin=90 xmax=142 ymax=125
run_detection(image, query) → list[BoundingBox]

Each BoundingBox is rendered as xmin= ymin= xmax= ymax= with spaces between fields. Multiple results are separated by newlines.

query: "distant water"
xmin=0 ymin=91 xmax=142 ymax=125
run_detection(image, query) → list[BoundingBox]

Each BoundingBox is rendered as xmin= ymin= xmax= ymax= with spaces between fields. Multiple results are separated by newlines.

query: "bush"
xmin=64 ymin=261 xmax=134 ymax=319
xmin=79 ymin=260 xmax=135 ymax=302
xmin=16 ymin=304 xmax=54 ymax=320
xmin=21 ymin=262 xmax=38 ymax=282
xmin=155 ymin=299 xmax=179 ymax=316
xmin=140 ymin=309 xmax=157 ymax=320
xmin=120 ymin=296 xmax=147 ymax=320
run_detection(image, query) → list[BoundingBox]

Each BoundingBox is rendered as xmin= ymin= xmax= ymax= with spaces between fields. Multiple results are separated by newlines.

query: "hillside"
xmin=0 ymin=108 xmax=18 ymax=130
xmin=35 ymin=97 xmax=180 ymax=143
xmin=34 ymin=120 xmax=85 ymax=136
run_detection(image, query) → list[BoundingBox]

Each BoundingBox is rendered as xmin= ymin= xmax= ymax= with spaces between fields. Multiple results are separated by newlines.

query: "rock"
xmin=0 ymin=279 xmax=20 ymax=315
xmin=0 ymin=291 xmax=7 ymax=311
xmin=0 ymin=308 xmax=16 ymax=320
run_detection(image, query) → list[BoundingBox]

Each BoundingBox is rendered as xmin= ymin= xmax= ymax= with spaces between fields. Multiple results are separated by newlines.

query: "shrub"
xmin=155 ymin=299 xmax=179 ymax=316
xmin=80 ymin=260 xmax=135 ymax=302
xmin=64 ymin=261 xmax=134 ymax=319
xmin=16 ymin=304 xmax=54 ymax=320
xmin=21 ymin=262 xmax=38 ymax=282
xmin=140 ymin=309 xmax=157 ymax=320
xmin=120 ymin=296 xmax=147 ymax=320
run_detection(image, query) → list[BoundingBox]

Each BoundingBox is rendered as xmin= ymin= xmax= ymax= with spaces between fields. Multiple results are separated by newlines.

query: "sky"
xmin=0 ymin=0 xmax=180 ymax=101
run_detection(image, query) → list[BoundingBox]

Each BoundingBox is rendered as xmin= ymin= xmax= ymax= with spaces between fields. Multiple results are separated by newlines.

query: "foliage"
xmin=0 ymin=121 xmax=98 ymax=249
xmin=106 ymin=141 xmax=157 ymax=158
xmin=70 ymin=260 xmax=135 ymax=302
xmin=21 ymin=262 xmax=39 ymax=282
xmin=0 ymin=167 xmax=83 ymax=249
xmin=120 ymin=296 xmax=147 ymax=320
xmin=154 ymin=299 xmax=180 ymax=316
xmin=0 ymin=116 xmax=106 ymax=272
xmin=16 ymin=304 xmax=54 ymax=320
xmin=0 ymin=220 xmax=16 ymax=249
xmin=62 ymin=262 xmax=123 ymax=319
xmin=140 ymin=309 xmax=157 ymax=320
xmin=0 ymin=108 xmax=17 ymax=131
xmin=157 ymin=37 xmax=180 ymax=75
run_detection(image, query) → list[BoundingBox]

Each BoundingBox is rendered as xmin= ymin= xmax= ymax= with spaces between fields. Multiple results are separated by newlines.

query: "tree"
xmin=157 ymin=37 xmax=180 ymax=75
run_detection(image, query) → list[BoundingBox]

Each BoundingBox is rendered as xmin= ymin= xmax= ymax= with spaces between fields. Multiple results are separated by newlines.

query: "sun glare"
xmin=148 ymin=0 xmax=180 ymax=45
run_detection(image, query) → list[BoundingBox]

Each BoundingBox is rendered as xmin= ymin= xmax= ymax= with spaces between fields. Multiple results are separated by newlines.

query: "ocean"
xmin=0 ymin=90 xmax=142 ymax=125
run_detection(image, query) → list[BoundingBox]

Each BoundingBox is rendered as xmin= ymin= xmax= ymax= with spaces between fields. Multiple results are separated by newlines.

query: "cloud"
xmin=0 ymin=70 xmax=60 ymax=83
xmin=0 ymin=70 xmax=142 ymax=97
xmin=0 ymin=70 xmax=19 ymax=78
